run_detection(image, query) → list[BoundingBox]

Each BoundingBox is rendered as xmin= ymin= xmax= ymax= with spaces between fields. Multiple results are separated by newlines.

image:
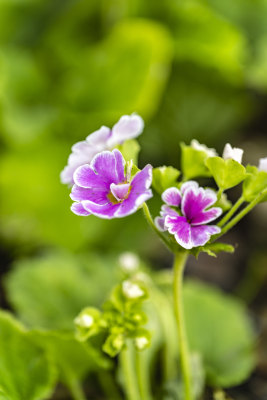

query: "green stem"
xmin=218 ymin=196 xmax=244 ymax=227
xmin=120 ymin=346 xmax=141 ymax=400
xmin=173 ymin=252 xmax=192 ymax=400
xmin=142 ymin=203 xmax=173 ymax=251
xmin=136 ymin=351 xmax=153 ymax=400
xmin=216 ymin=190 xmax=267 ymax=239
xmin=217 ymin=188 xmax=224 ymax=201
xmin=67 ymin=376 xmax=87 ymax=400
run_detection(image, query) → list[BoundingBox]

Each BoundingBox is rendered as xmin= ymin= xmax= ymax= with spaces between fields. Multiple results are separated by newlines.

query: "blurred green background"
xmin=1 ymin=1 xmax=267 ymax=398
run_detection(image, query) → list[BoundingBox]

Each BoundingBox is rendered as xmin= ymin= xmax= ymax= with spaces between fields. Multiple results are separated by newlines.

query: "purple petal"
xmin=165 ymin=215 xmax=193 ymax=249
xmin=86 ymin=126 xmax=111 ymax=148
xmin=190 ymin=225 xmax=221 ymax=247
xmin=113 ymin=149 xmax=126 ymax=182
xmin=162 ymin=187 xmax=181 ymax=207
xmin=155 ymin=216 xmax=166 ymax=231
xmin=73 ymin=164 xmax=107 ymax=189
xmin=110 ymin=183 xmax=130 ymax=201
xmin=115 ymin=190 xmax=152 ymax=217
xmin=182 ymin=187 xmax=222 ymax=225
xmin=108 ymin=114 xmax=144 ymax=147
xmin=180 ymin=180 xmax=199 ymax=194
xmin=60 ymin=147 xmax=97 ymax=185
xmin=70 ymin=185 xmax=108 ymax=204
xmin=71 ymin=202 xmax=91 ymax=216
xmin=114 ymin=165 xmax=153 ymax=217
xmin=82 ymin=200 xmax=120 ymax=219
xmin=91 ymin=151 xmax=119 ymax=184
xmin=155 ymin=205 xmax=179 ymax=231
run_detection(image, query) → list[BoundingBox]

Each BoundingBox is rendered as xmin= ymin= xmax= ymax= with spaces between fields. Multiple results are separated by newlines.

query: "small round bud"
xmin=74 ymin=314 xmax=94 ymax=328
xmin=222 ymin=143 xmax=243 ymax=164
xmin=122 ymin=280 xmax=144 ymax=299
xmin=119 ymin=252 xmax=139 ymax=273
xmin=135 ymin=336 xmax=149 ymax=350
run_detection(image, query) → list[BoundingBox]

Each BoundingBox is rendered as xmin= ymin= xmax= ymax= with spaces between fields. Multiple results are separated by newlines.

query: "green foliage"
xmin=0 ymin=311 xmax=56 ymax=400
xmin=76 ymin=280 xmax=150 ymax=357
xmin=184 ymin=280 xmax=256 ymax=387
xmin=206 ymin=157 xmax=247 ymax=191
xmin=181 ymin=142 xmax=212 ymax=179
xmin=242 ymin=165 xmax=267 ymax=202
xmin=5 ymin=252 xmax=118 ymax=330
xmin=152 ymin=166 xmax=180 ymax=194
xmin=117 ymin=139 xmax=140 ymax=165
xmin=193 ymin=242 xmax=235 ymax=258
xmin=30 ymin=330 xmax=111 ymax=389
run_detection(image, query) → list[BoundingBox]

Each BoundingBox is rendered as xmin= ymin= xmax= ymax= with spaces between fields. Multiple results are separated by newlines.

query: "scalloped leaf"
xmin=206 ymin=157 xmax=247 ymax=191
xmin=152 ymin=166 xmax=180 ymax=194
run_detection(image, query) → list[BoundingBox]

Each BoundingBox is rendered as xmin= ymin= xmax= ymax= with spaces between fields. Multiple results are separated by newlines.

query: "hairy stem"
xmin=218 ymin=196 xmax=244 ymax=227
xmin=142 ymin=203 xmax=173 ymax=251
xmin=120 ymin=346 xmax=141 ymax=400
xmin=173 ymin=252 xmax=192 ymax=400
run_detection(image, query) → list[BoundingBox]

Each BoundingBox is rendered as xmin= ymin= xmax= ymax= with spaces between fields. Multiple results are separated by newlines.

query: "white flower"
xmin=258 ymin=157 xmax=267 ymax=172
xmin=119 ymin=252 xmax=140 ymax=273
xmin=190 ymin=139 xmax=217 ymax=158
xmin=74 ymin=314 xmax=94 ymax=328
xmin=222 ymin=143 xmax=243 ymax=164
xmin=122 ymin=280 xmax=144 ymax=299
xmin=135 ymin=336 xmax=149 ymax=350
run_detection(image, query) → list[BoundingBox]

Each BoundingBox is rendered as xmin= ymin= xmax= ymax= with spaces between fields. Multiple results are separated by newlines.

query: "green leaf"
xmin=117 ymin=139 xmax=140 ymax=165
xmin=194 ymin=242 xmax=235 ymax=258
xmin=181 ymin=143 xmax=212 ymax=179
xmin=206 ymin=157 xmax=247 ymax=191
xmin=30 ymin=330 xmax=111 ymax=389
xmin=242 ymin=165 xmax=267 ymax=202
xmin=4 ymin=252 xmax=118 ymax=330
xmin=184 ymin=280 xmax=256 ymax=387
xmin=152 ymin=166 xmax=180 ymax=194
xmin=0 ymin=311 xmax=56 ymax=400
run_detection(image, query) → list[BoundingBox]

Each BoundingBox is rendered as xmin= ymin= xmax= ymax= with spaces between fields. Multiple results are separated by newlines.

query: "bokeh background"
xmin=0 ymin=1 xmax=267 ymax=398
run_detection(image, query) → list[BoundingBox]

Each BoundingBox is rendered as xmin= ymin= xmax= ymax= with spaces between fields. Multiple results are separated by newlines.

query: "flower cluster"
xmin=62 ymin=115 xmax=267 ymax=251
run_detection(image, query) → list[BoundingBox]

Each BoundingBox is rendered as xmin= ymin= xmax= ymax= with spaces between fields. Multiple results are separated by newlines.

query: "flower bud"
xmin=222 ymin=143 xmax=243 ymax=164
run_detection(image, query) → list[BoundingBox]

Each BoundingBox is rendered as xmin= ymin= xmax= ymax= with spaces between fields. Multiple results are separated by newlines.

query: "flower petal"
xmin=162 ymin=187 xmax=181 ymax=207
xmin=190 ymin=225 xmax=221 ymax=247
xmin=91 ymin=151 xmax=119 ymax=184
xmin=155 ymin=205 xmax=179 ymax=231
xmin=110 ymin=183 xmax=130 ymax=201
xmin=108 ymin=114 xmax=144 ymax=147
xmin=73 ymin=164 xmax=107 ymax=189
xmin=114 ymin=164 xmax=153 ymax=217
xmin=115 ymin=190 xmax=152 ymax=218
xmin=182 ymin=187 xmax=222 ymax=225
xmin=86 ymin=126 xmax=111 ymax=148
xmin=165 ymin=215 xmax=193 ymax=249
xmin=113 ymin=149 xmax=126 ymax=182
xmin=70 ymin=185 xmax=108 ymax=204
xmin=180 ymin=180 xmax=199 ymax=194
xmin=258 ymin=157 xmax=267 ymax=172
xmin=82 ymin=200 xmax=120 ymax=219
xmin=71 ymin=202 xmax=91 ymax=216
xmin=222 ymin=143 xmax=243 ymax=164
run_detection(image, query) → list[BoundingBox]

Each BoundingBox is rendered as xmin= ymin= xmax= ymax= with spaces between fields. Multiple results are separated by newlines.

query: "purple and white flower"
xmin=61 ymin=114 xmax=144 ymax=185
xmin=222 ymin=143 xmax=243 ymax=164
xmin=70 ymin=149 xmax=152 ymax=219
xmin=155 ymin=181 xmax=222 ymax=249
xmin=258 ymin=157 xmax=267 ymax=172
